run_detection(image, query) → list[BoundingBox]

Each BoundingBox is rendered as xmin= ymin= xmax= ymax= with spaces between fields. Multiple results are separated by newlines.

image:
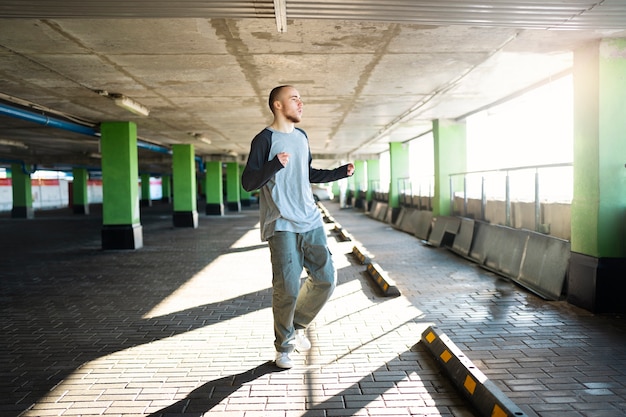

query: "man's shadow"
xmin=150 ymin=361 xmax=282 ymax=416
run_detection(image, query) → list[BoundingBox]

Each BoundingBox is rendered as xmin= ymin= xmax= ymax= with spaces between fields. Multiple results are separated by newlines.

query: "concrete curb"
xmin=421 ymin=325 xmax=526 ymax=417
xmin=350 ymin=245 xmax=400 ymax=297
xmin=332 ymin=223 xmax=353 ymax=241
xmin=366 ymin=261 xmax=401 ymax=297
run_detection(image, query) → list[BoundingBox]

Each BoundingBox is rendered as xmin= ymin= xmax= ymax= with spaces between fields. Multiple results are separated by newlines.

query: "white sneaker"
xmin=295 ymin=329 xmax=311 ymax=351
xmin=275 ymin=352 xmax=293 ymax=369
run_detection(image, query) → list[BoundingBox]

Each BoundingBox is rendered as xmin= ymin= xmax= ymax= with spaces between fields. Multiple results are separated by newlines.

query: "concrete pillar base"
xmin=102 ymin=224 xmax=143 ymax=250
xmin=73 ymin=204 xmax=90 ymax=215
xmin=11 ymin=206 xmax=34 ymax=219
xmin=205 ymin=203 xmax=224 ymax=216
xmin=173 ymin=210 xmax=198 ymax=228
xmin=568 ymin=252 xmax=626 ymax=313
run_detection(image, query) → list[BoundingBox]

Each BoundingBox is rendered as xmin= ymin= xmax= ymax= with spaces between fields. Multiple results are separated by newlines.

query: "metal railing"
xmin=449 ymin=162 xmax=573 ymax=230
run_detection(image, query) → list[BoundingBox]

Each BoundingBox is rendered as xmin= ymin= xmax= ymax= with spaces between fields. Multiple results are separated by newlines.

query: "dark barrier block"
xmin=465 ymin=222 xmax=568 ymax=301
xmin=468 ymin=221 xmax=491 ymax=264
xmin=395 ymin=207 xmax=420 ymax=235
xmin=405 ymin=209 xmax=422 ymax=236
xmin=414 ymin=210 xmax=433 ymax=241
xmin=369 ymin=201 xmax=385 ymax=220
xmin=483 ymin=226 xmax=528 ymax=279
xmin=377 ymin=203 xmax=389 ymax=222
xmin=393 ymin=207 xmax=407 ymax=230
xmin=428 ymin=216 xmax=461 ymax=247
xmin=374 ymin=201 xmax=388 ymax=222
xmin=516 ymin=232 xmax=569 ymax=300
xmin=452 ymin=218 xmax=475 ymax=257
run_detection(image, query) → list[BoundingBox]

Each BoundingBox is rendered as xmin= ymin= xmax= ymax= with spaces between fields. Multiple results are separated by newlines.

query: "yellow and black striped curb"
xmin=332 ymin=223 xmax=353 ymax=241
xmin=421 ymin=326 xmax=526 ymax=417
xmin=351 ymin=245 xmax=371 ymax=265
xmin=366 ymin=261 xmax=401 ymax=297
xmin=350 ymin=245 xmax=400 ymax=297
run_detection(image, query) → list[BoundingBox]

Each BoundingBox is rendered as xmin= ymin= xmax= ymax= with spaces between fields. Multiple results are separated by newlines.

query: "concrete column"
xmin=140 ymin=173 xmax=152 ymax=207
xmin=389 ymin=142 xmax=410 ymax=222
xmin=172 ymin=144 xmax=198 ymax=228
xmin=353 ymin=160 xmax=367 ymax=209
xmin=239 ymin=163 xmax=252 ymax=207
xmin=433 ymin=119 xmax=467 ymax=217
xmin=10 ymin=163 xmax=34 ymax=219
xmin=100 ymin=121 xmax=142 ymax=249
xmin=205 ymin=161 xmax=224 ymax=215
xmin=568 ymin=39 xmax=626 ymax=313
xmin=366 ymin=158 xmax=380 ymax=206
xmin=161 ymin=175 xmax=171 ymax=203
xmin=225 ymin=162 xmax=240 ymax=212
xmin=72 ymin=167 xmax=89 ymax=215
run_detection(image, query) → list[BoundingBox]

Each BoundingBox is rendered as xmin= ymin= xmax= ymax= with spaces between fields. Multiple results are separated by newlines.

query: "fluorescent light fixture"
xmin=274 ymin=0 xmax=287 ymax=33
xmin=112 ymin=95 xmax=150 ymax=116
xmin=0 ymin=139 xmax=28 ymax=149
xmin=189 ymin=132 xmax=211 ymax=145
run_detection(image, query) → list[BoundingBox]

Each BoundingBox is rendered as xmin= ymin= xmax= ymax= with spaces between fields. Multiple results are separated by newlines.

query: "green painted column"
xmin=140 ymin=173 xmax=152 ymax=207
xmin=205 ymin=161 xmax=224 ymax=215
xmin=100 ymin=121 xmax=142 ymax=249
xmin=161 ymin=175 xmax=171 ymax=203
xmin=353 ymin=160 xmax=367 ymax=209
xmin=432 ymin=119 xmax=467 ymax=217
xmin=172 ymin=144 xmax=198 ymax=228
xmin=367 ymin=158 xmax=380 ymax=206
xmin=10 ymin=163 xmax=34 ymax=219
xmin=332 ymin=181 xmax=340 ymax=200
xmin=568 ymin=39 xmax=626 ymax=313
xmin=240 ymin=163 xmax=252 ymax=207
xmin=72 ymin=167 xmax=89 ymax=215
xmin=389 ymin=142 xmax=410 ymax=222
xmin=226 ymin=162 xmax=240 ymax=212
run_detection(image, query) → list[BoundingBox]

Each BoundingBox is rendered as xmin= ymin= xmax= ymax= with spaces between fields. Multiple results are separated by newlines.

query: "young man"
xmin=241 ymin=85 xmax=354 ymax=369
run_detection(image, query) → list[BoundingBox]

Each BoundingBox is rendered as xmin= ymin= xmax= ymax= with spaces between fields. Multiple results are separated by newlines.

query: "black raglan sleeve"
xmin=241 ymin=129 xmax=285 ymax=192
xmin=309 ymin=162 xmax=352 ymax=184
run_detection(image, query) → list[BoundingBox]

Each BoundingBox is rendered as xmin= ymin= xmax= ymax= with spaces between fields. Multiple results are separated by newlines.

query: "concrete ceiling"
xmin=0 ymin=1 xmax=625 ymax=173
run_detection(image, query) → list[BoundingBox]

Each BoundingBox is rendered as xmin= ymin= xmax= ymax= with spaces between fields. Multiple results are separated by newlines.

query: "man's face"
xmin=279 ymin=87 xmax=303 ymax=123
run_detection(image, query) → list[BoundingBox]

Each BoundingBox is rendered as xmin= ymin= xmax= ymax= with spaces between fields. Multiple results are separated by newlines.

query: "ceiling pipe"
xmin=0 ymin=102 xmax=98 ymax=136
xmin=0 ymin=100 xmax=204 ymax=171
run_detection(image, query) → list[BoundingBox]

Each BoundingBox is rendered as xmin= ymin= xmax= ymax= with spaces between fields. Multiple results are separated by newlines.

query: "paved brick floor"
xmin=1 ymin=201 xmax=625 ymax=417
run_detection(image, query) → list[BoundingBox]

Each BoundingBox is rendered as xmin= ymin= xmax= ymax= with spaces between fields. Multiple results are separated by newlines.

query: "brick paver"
xmin=1 ymin=201 xmax=625 ymax=417
xmin=328 ymin=202 xmax=626 ymax=417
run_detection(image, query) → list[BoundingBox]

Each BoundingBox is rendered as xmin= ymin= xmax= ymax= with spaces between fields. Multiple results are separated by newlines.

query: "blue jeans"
xmin=267 ymin=227 xmax=336 ymax=353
